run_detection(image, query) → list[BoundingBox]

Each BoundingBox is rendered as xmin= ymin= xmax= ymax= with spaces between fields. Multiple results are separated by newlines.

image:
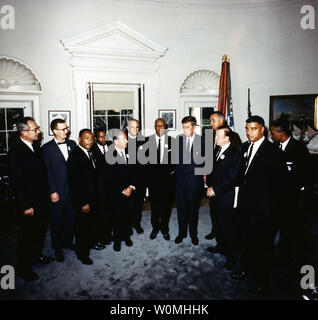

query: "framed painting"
xmin=158 ymin=109 xmax=176 ymax=131
xmin=270 ymin=94 xmax=318 ymax=153
xmin=48 ymin=110 xmax=71 ymax=136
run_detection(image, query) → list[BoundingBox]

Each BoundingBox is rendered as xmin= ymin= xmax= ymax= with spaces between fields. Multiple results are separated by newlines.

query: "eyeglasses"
xmin=55 ymin=127 xmax=69 ymax=132
xmin=25 ymin=126 xmax=40 ymax=132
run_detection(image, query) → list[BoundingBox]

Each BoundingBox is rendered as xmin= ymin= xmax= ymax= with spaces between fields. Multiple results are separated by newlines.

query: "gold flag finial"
xmin=222 ymin=54 xmax=230 ymax=62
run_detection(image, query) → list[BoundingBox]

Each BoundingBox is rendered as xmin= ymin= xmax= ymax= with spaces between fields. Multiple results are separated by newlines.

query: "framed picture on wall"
xmin=269 ymin=94 xmax=318 ymax=153
xmin=48 ymin=110 xmax=71 ymax=136
xmin=158 ymin=109 xmax=176 ymax=131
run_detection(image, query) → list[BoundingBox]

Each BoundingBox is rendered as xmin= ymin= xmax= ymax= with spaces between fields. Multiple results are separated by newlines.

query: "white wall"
xmin=0 ymin=0 xmax=317 ymax=141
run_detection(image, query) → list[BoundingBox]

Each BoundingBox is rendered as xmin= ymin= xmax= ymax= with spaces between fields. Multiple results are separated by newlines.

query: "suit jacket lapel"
xmin=245 ymin=140 xmax=266 ymax=176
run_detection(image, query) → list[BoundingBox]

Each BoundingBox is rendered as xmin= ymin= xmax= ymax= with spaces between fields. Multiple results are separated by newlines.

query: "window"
xmin=93 ymin=109 xmax=134 ymax=130
xmin=189 ymin=106 xmax=215 ymax=136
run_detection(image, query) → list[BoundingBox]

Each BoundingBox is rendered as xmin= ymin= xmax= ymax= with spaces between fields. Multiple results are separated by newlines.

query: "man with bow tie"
xmin=206 ymin=126 xmax=241 ymax=270
xmin=67 ymin=129 xmax=97 ymax=265
xmin=42 ymin=119 xmax=77 ymax=263
xmin=105 ymin=129 xmax=137 ymax=252
xmin=232 ymin=115 xmax=287 ymax=298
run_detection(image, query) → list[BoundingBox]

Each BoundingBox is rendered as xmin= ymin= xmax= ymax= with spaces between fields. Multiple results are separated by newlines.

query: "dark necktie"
xmin=157 ymin=138 xmax=161 ymax=164
xmin=279 ymin=143 xmax=283 ymax=150
xmin=57 ymin=141 xmax=66 ymax=145
xmin=103 ymin=145 xmax=106 ymax=154
xmin=88 ymin=151 xmax=96 ymax=168
xmin=245 ymin=142 xmax=254 ymax=171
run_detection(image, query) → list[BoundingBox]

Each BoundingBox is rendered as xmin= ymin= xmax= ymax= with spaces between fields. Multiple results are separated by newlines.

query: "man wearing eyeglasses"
xmin=8 ymin=117 xmax=53 ymax=282
xmin=42 ymin=119 xmax=77 ymax=263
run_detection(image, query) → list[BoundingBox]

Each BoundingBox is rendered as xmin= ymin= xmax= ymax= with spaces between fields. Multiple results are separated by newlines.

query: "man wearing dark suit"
xmin=8 ymin=117 xmax=53 ymax=281
xmin=205 ymin=111 xmax=242 ymax=240
xmin=90 ymin=127 xmax=112 ymax=249
xmin=42 ymin=119 xmax=76 ymax=262
xmin=126 ymin=119 xmax=146 ymax=235
xmin=233 ymin=115 xmax=287 ymax=298
xmin=269 ymin=119 xmax=311 ymax=265
xmin=67 ymin=129 xmax=97 ymax=265
xmin=175 ymin=116 xmax=205 ymax=246
xmin=206 ymin=126 xmax=241 ymax=270
xmin=146 ymin=118 xmax=176 ymax=241
xmin=105 ymin=130 xmax=137 ymax=252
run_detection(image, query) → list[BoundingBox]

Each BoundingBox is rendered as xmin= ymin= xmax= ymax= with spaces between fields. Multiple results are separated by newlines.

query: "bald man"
xmin=146 ymin=118 xmax=176 ymax=241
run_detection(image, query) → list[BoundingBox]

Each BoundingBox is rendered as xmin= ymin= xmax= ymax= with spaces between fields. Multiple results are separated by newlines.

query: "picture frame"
xmin=158 ymin=109 xmax=176 ymax=131
xmin=269 ymin=94 xmax=318 ymax=153
xmin=48 ymin=110 xmax=71 ymax=136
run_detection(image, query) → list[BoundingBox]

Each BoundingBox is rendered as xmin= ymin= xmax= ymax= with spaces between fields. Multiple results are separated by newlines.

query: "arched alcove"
xmin=180 ymin=69 xmax=219 ymax=134
xmin=0 ymin=57 xmax=41 ymax=92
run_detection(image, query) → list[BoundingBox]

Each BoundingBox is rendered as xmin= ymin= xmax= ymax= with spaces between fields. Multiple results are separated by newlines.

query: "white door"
xmin=0 ymin=101 xmax=33 ymax=157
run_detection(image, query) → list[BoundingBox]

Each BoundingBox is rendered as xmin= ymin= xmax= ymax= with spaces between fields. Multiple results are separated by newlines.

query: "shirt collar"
xmin=128 ymin=133 xmax=137 ymax=139
xmin=250 ymin=136 xmax=265 ymax=149
xmin=115 ymin=147 xmax=125 ymax=155
xmin=220 ymin=141 xmax=231 ymax=152
xmin=281 ymin=136 xmax=291 ymax=151
xmin=78 ymin=144 xmax=89 ymax=156
xmin=156 ymin=134 xmax=165 ymax=143
xmin=54 ymin=137 xmax=66 ymax=145
xmin=20 ymin=137 xmax=34 ymax=151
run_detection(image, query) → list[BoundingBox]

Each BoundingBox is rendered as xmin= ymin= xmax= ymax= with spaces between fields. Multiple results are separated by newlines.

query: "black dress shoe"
xmin=224 ymin=255 xmax=238 ymax=271
xmin=231 ymin=270 xmax=247 ymax=280
xmin=55 ymin=251 xmax=65 ymax=263
xmin=175 ymin=235 xmax=183 ymax=244
xmin=150 ymin=231 xmax=157 ymax=240
xmin=135 ymin=226 xmax=144 ymax=234
xmin=92 ymin=242 xmax=105 ymax=250
xmin=17 ymin=269 xmax=39 ymax=281
xmin=79 ymin=256 xmax=93 ymax=265
xmin=35 ymin=255 xmax=54 ymax=264
xmin=125 ymin=239 xmax=133 ymax=247
xmin=113 ymin=241 xmax=121 ymax=252
xmin=191 ymin=237 xmax=199 ymax=246
xmin=163 ymin=233 xmax=170 ymax=241
xmin=250 ymin=286 xmax=265 ymax=299
xmin=205 ymin=232 xmax=216 ymax=240
xmin=206 ymin=246 xmax=224 ymax=254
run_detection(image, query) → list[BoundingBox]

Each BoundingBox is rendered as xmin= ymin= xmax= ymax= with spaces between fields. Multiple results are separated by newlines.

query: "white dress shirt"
xmin=54 ymin=138 xmax=68 ymax=161
xmin=245 ymin=136 xmax=265 ymax=173
xmin=280 ymin=136 xmax=291 ymax=151
xmin=186 ymin=134 xmax=195 ymax=151
xmin=115 ymin=147 xmax=135 ymax=190
xmin=97 ymin=143 xmax=108 ymax=155
xmin=155 ymin=134 xmax=165 ymax=163
xmin=128 ymin=133 xmax=137 ymax=140
xmin=20 ymin=137 xmax=34 ymax=152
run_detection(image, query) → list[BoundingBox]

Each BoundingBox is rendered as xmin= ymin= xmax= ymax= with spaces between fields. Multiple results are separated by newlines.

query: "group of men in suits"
xmin=8 ymin=112 xmax=311 ymax=299
xmin=204 ymin=112 xmax=311 ymax=298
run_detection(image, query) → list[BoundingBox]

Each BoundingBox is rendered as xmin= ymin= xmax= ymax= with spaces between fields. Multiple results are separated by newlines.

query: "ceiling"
xmin=115 ymin=0 xmax=316 ymax=10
